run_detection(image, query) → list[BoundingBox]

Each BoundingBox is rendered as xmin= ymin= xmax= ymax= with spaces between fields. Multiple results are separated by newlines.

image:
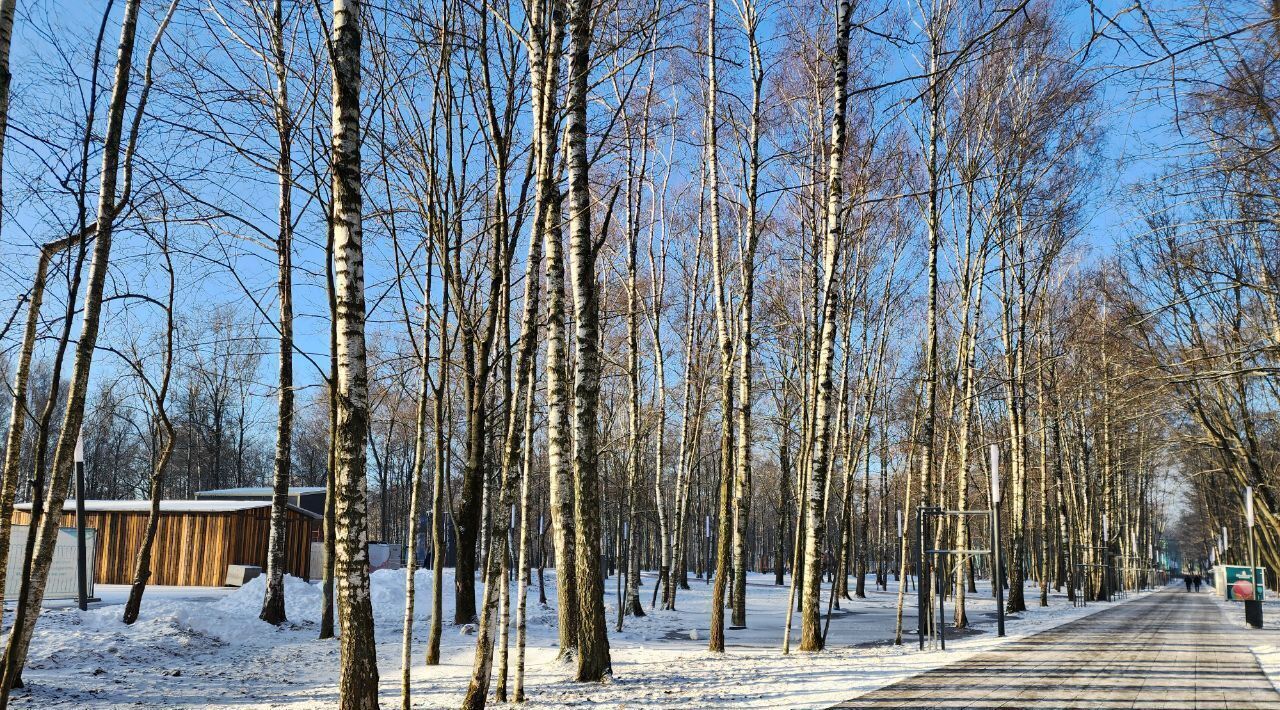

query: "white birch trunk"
xmin=262 ymin=0 xmax=296 ymax=626
xmin=0 ymin=1 xmax=148 ymax=695
xmin=329 ymin=1 xmax=380 ymax=706
xmin=565 ymin=0 xmax=611 ymax=679
xmin=799 ymin=0 xmax=853 ymax=653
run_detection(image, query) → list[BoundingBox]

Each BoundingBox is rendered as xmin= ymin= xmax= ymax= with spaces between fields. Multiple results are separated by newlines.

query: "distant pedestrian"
xmin=1193 ymin=573 xmax=1202 ymax=592
xmin=1184 ymin=573 xmax=1193 ymax=592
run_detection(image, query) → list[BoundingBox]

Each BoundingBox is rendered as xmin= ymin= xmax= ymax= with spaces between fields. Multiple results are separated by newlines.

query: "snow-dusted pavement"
xmin=3 ymin=569 xmax=1162 ymax=708
xmin=841 ymin=587 xmax=1280 ymax=709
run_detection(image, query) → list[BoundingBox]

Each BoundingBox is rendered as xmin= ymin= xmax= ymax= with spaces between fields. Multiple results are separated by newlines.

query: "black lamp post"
xmin=1103 ymin=514 xmax=1111 ymax=602
xmin=74 ymin=431 xmax=88 ymax=611
xmin=1245 ymin=486 xmax=1264 ymax=628
xmin=896 ymin=508 xmax=906 ymax=591
xmin=990 ymin=444 xmax=1005 ymax=637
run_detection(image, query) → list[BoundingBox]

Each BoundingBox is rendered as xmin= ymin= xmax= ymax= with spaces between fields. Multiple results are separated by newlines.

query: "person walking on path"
xmin=1193 ymin=573 xmax=1202 ymax=592
xmin=1185 ymin=573 xmax=1193 ymax=592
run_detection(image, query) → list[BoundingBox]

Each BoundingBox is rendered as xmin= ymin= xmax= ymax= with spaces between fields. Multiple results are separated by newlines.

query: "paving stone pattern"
xmin=838 ymin=588 xmax=1280 ymax=709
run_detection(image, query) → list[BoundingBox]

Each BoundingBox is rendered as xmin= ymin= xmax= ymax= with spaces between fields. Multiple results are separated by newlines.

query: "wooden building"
xmin=13 ymin=500 xmax=320 ymax=587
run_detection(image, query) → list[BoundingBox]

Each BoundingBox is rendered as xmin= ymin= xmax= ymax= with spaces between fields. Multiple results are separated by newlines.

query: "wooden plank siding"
xmin=11 ymin=508 xmax=318 ymax=586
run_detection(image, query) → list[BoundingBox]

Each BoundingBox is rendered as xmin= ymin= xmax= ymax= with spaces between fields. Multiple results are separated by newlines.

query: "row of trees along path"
xmin=0 ymin=0 xmax=1277 ymax=709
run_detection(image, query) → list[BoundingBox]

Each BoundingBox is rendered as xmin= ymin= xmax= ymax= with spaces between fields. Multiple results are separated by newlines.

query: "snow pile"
xmin=368 ymin=568 xmax=434 ymax=625
xmin=26 ymin=573 xmax=328 ymax=672
xmin=1252 ymin=644 xmax=1280 ymax=694
xmin=210 ymin=574 xmax=326 ymax=629
xmin=1228 ymin=594 xmax=1280 ymax=694
xmin=26 ymin=608 xmax=212 ymax=674
xmin=20 ymin=576 xmax=338 ymax=706
xmin=52 ymin=569 xmax=467 ymax=650
xmin=185 ymin=569 xmax=442 ymax=632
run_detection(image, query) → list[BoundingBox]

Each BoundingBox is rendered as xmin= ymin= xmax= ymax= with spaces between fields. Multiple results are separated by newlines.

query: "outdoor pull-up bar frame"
xmin=916 ymin=508 xmax=1004 ymax=651
xmin=916 ymin=444 xmax=1008 ymax=651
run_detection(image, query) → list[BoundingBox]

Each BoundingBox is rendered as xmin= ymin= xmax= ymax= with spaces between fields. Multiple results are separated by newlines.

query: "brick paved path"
xmin=837 ymin=588 xmax=1280 ymax=709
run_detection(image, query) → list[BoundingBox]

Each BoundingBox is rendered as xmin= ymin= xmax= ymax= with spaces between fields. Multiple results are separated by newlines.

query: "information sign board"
xmin=1217 ymin=565 xmax=1266 ymax=601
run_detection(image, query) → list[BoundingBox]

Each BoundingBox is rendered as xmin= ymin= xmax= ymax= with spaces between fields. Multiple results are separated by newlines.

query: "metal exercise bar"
xmin=1071 ymin=562 xmax=1115 ymax=606
xmin=917 ymin=505 xmax=1004 ymax=652
xmin=1083 ymin=545 xmax=1114 ymax=601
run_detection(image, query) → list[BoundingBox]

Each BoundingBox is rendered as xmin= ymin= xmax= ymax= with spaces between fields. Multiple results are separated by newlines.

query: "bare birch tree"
xmin=328 ymin=0 xmax=380 ymax=705
xmin=565 ymin=0 xmax=611 ymax=680
xmin=798 ymin=0 xmax=853 ymax=653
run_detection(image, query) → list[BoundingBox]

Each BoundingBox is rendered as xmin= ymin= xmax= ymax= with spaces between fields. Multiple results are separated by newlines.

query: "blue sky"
xmin=0 ymin=0 xmax=1245 ymax=425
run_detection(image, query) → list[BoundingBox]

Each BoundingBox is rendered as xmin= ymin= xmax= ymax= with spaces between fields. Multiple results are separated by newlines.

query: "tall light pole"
xmin=1152 ymin=542 xmax=1162 ymax=591
xmin=74 ymin=431 xmax=88 ymax=611
xmin=1245 ymin=486 xmax=1263 ymax=628
xmin=704 ymin=515 xmax=711 ymax=585
xmin=1103 ymin=514 xmax=1111 ymax=602
xmin=896 ymin=509 xmax=905 ymax=591
xmin=990 ymin=444 xmax=1004 ymax=637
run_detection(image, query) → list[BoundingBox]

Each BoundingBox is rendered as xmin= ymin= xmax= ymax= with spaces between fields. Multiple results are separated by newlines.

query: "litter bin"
xmin=1245 ymin=599 xmax=1264 ymax=628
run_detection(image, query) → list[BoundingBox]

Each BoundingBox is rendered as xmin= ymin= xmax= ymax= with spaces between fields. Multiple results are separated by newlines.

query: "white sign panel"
xmin=5 ymin=526 xmax=95 ymax=601
xmin=309 ymin=540 xmax=323 ymax=582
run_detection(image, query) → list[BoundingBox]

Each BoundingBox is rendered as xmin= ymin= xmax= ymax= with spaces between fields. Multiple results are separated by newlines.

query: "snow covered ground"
xmin=4 ymin=569 xmax=1156 ymax=709
xmin=1208 ymin=586 xmax=1280 ymax=694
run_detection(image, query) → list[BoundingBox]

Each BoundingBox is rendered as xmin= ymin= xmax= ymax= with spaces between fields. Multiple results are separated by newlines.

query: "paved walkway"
xmin=838 ymin=587 xmax=1280 ymax=709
